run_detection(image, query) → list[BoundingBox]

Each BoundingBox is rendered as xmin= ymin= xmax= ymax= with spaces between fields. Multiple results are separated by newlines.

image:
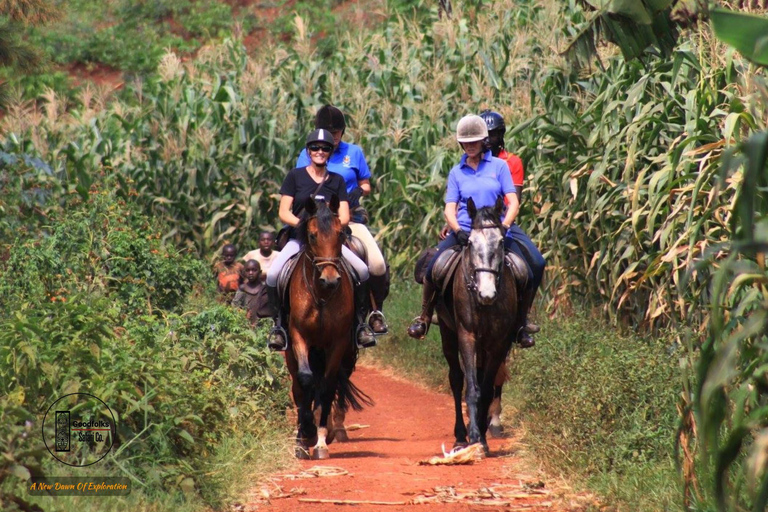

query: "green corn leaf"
xmin=711 ymin=8 xmax=768 ymax=66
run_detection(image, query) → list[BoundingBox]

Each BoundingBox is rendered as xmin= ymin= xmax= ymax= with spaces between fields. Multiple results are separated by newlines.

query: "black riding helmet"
xmin=315 ymin=105 xmax=346 ymax=132
xmin=306 ymin=128 xmax=335 ymax=147
xmin=479 ymin=110 xmax=506 ymax=133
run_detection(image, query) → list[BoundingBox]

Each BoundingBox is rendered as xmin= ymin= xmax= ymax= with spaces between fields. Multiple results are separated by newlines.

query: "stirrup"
xmin=356 ymin=324 xmax=377 ymax=349
xmin=267 ymin=326 xmax=288 ymax=351
xmin=367 ymin=310 xmax=389 ymax=335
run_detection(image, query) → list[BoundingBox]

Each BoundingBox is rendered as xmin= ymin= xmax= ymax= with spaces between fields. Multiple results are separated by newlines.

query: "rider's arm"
xmin=357 ymin=179 xmax=371 ymax=196
xmin=338 ymin=201 xmax=350 ymax=226
xmin=279 ymin=195 xmax=302 ymax=227
xmin=502 ymin=193 xmax=519 ymax=229
xmin=444 ymin=202 xmax=461 ymax=233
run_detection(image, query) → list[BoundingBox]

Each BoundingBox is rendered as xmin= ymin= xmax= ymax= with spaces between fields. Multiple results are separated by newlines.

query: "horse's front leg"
xmin=289 ymin=331 xmax=316 ymax=458
xmin=458 ymin=327 xmax=482 ymax=447
xmin=311 ymin=342 xmax=346 ymax=459
xmin=440 ymin=322 xmax=467 ymax=448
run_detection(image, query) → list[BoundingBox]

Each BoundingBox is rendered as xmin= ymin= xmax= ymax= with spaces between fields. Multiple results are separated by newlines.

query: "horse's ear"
xmin=494 ymin=196 xmax=504 ymax=216
xmin=305 ymin=197 xmax=317 ymax=216
xmin=329 ymin=194 xmax=340 ymax=213
xmin=467 ymin=197 xmax=477 ymax=220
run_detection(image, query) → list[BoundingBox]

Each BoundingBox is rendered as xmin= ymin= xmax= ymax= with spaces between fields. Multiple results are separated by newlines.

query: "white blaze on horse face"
xmin=469 ymin=226 xmax=504 ymax=304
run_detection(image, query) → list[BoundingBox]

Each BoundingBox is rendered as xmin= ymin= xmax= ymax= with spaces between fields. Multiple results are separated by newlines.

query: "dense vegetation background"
xmin=2 ymin=1 xmax=768 ymax=511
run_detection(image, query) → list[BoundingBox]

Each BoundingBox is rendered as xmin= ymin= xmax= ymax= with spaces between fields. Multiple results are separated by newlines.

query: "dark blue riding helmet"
xmin=306 ymin=128 xmax=335 ymax=147
xmin=480 ymin=110 xmax=506 ymax=133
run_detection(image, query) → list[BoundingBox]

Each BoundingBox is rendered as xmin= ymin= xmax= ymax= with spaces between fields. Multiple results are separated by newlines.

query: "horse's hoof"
xmin=488 ymin=424 xmax=504 ymax=438
xmin=312 ymin=447 xmax=330 ymax=460
xmin=334 ymin=429 xmax=349 ymax=443
xmin=295 ymin=446 xmax=311 ymax=460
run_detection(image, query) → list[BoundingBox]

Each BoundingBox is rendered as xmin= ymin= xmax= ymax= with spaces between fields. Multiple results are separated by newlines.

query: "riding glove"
xmin=455 ymin=230 xmax=470 ymax=246
xmin=348 ymin=187 xmax=364 ymax=207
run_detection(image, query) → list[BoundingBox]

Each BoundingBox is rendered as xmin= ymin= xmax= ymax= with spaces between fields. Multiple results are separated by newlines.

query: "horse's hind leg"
xmin=330 ymin=342 xmax=357 ymax=443
xmin=488 ymin=364 xmax=508 ymax=438
xmin=331 ymin=403 xmax=348 ymax=442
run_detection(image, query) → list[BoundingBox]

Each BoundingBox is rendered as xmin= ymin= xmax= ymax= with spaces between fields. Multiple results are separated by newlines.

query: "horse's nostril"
xmin=320 ymin=276 xmax=340 ymax=290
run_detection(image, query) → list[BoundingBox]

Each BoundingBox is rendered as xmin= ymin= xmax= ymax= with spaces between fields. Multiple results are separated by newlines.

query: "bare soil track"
xmin=245 ymin=365 xmax=597 ymax=511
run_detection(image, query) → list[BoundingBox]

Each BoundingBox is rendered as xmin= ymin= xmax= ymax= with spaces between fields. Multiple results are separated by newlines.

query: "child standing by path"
xmin=232 ymin=260 xmax=273 ymax=324
xmin=214 ymin=244 xmax=244 ymax=301
xmin=242 ymin=231 xmax=279 ymax=282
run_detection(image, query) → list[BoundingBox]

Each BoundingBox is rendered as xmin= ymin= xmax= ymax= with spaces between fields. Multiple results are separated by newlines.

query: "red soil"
xmin=245 ymin=365 xmax=597 ymax=511
xmin=65 ymin=62 xmax=124 ymax=90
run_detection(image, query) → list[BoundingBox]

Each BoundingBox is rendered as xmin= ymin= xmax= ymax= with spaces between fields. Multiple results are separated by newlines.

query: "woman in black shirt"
xmin=265 ymin=129 xmax=372 ymax=350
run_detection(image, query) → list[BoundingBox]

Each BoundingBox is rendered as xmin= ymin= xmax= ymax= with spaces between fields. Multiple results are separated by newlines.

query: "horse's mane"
xmin=471 ymin=205 xmax=502 ymax=230
xmin=295 ymin=200 xmax=335 ymax=245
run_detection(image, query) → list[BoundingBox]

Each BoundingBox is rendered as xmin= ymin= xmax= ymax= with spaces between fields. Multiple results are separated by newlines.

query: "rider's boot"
xmin=516 ymin=286 xmax=537 ymax=349
xmin=266 ymin=284 xmax=288 ymax=351
xmin=355 ymin=282 xmax=377 ymax=348
xmin=367 ymin=270 xmax=390 ymax=335
xmin=407 ymin=280 xmax=437 ymax=339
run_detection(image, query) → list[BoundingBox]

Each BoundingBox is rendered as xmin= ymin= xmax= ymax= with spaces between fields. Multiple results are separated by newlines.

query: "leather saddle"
xmin=276 ymin=236 xmax=365 ymax=305
xmin=414 ymin=246 xmax=529 ymax=294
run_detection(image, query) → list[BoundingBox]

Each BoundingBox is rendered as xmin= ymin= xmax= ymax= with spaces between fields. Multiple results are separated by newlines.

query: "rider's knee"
xmin=368 ymin=258 xmax=387 ymax=277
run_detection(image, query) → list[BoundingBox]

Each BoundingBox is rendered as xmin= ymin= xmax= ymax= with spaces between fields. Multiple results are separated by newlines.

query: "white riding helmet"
xmin=456 ymin=114 xmax=489 ymax=143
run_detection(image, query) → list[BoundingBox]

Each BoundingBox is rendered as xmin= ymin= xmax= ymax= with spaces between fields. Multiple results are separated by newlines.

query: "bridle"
xmin=301 ymin=215 xmax=346 ymax=307
xmin=463 ymin=222 xmax=504 ymax=294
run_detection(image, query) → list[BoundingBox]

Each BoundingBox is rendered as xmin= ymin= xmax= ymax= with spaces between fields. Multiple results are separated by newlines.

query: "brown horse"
xmin=284 ymin=195 xmax=370 ymax=459
xmin=435 ymin=197 xmax=519 ymax=452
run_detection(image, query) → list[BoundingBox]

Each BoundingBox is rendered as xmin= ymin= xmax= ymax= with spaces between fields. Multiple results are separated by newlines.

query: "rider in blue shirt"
xmin=407 ymin=114 xmax=524 ymax=341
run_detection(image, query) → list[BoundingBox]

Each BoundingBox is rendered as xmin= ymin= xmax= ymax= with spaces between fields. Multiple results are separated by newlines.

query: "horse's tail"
xmin=335 ymin=361 xmax=373 ymax=412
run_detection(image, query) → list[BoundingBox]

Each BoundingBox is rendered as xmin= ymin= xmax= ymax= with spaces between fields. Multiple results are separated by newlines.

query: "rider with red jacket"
xmin=479 ymin=110 xmax=545 ymax=347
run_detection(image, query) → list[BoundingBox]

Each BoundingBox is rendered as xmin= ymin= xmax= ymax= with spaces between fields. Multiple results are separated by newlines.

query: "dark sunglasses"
xmin=308 ymin=144 xmax=333 ymax=153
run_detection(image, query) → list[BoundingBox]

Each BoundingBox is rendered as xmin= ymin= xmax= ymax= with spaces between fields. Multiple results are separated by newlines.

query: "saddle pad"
xmin=345 ymin=235 xmax=367 ymax=265
xmin=505 ymin=251 xmax=529 ymax=291
xmin=431 ymin=246 xmax=462 ymax=294
xmin=277 ymin=253 xmax=301 ymax=304
xmin=277 ymin=252 xmax=359 ymax=305
xmin=414 ymin=247 xmax=438 ymax=284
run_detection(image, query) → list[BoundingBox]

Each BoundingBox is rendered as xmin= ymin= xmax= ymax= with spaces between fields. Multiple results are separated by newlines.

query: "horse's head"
xmin=466 ymin=196 xmax=506 ymax=306
xmin=301 ymin=195 xmax=344 ymax=291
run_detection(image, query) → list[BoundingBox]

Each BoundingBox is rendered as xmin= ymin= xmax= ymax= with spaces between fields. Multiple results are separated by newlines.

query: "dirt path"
xmin=246 ymin=366 xmax=596 ymax=511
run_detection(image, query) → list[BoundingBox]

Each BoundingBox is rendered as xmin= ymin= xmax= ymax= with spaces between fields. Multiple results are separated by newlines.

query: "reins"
xmin=299 ymin=213 xmax=347 ymax=308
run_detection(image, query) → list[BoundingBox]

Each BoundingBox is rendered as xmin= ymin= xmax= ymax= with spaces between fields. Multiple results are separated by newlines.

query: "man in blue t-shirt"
xmin=294 ymin=105 xmax=390 ymax=336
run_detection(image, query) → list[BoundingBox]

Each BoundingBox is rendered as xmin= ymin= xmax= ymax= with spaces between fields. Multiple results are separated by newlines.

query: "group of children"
xmin=213 ymin=231 xmax=280 ymax=324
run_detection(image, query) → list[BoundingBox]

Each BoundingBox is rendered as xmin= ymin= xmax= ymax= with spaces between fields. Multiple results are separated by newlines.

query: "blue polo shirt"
xmin=445 ymin=150 xmax=516 ymax=232
xmin=296 ymin=141 xmax=371 ymax=204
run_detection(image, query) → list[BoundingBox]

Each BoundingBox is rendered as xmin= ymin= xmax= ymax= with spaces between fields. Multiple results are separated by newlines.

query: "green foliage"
xmin=564 ymin=0 xmax=678 ymax=68
xmin=0 ymin=399 xmax=46 ymax=512
xmin=0 ymin=168 xmax=290 ymax=509
xmin=711 ymin=8 xmax=768 ymax=67
xmin=690 ymin=8 xmax=768 ymax=511
xmin=515 ymin=43 xmax=746 ymax=330
xmin=507 ymin=315 xmax=680 ymax=476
